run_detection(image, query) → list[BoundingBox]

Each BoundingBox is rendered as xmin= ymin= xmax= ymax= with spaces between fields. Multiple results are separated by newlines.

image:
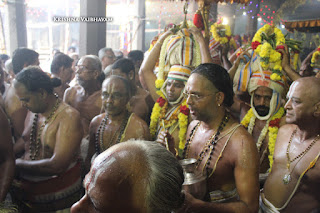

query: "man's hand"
xmin=188 ymin=27 xmax=204 ymax=42
xmin=156 ymin=130 xmax=176 ymax=155
xmin=176 ymin=191 xmax=203 ymax=213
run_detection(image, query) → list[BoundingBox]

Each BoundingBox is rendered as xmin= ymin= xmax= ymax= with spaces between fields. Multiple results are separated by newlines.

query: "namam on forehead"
xmin=84 ymin=144 xmax=148 ymax=209
xmin=102 ymin=76 xmax=129 ymax=96
xmin=288 ymin=77 xmax=320 ymax=104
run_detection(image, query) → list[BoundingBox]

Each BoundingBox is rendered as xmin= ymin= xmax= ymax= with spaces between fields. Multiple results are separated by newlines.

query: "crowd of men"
xmin=0 ymin=24 xmax=320 ymax=213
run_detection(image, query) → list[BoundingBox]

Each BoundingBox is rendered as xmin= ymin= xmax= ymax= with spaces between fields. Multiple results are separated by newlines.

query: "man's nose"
xmin=70 ymin=196 xmax=88 ymax=213
xmin=284 ymin=99 xmax=292 ymax=110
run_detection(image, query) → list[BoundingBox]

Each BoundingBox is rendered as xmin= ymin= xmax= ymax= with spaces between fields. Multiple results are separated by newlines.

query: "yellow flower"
xmin=155 ymin=79 xmax=164 ymax=89
xmin=210 ymin=22 xmax=231 ymax=44
xmin=269 ymin=51 xmax=281 ymax=62
xmin=241 ymin=107 xmax=285 ymax=169
xmin=311 ymin=45 xmax=320 ymax=67
xmin=270 ymin=73 xmax=281 ymax=81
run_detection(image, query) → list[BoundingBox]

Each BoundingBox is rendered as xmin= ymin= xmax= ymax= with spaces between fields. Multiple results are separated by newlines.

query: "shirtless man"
xmin=112 ymin=58 xmax=154 ymax=123
xmin=0 ymin=106 xmax=14 ymax=202
xmin=5 ymin=48 xmax=39 ymax=152
xmin=64 ymin=55 xmax=103 ymax=137
xmin=163 ymin=63 xmax=259 ymax=212
xmin=11 ymin=66 xmax=83 ymax=212
xmin=261 ymin=77 xmax=320 ymax=213
xmin=85 ymin=75 xmax=150 ymax=172
xmin=50 ymin=53 xmax=74 ymax=99
xmin=128 ymin=50 xmax=144 ymax=87
xmin=72 ymin=140 xmax=184 ymax=213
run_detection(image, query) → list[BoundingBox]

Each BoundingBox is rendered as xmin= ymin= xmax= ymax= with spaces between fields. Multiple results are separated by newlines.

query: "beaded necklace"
xmin=95 ymin=111 xmax=130 ymax=154
xmin=29 ymin=96 xmax=61 ymax=160
xmin=183 ymin=112 xmax=230 ymax=172
xmin=283 ymin=128 xmax=320 ymax=184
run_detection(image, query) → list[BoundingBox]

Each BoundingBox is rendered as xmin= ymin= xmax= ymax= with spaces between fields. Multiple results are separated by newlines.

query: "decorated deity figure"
xmin=261 ymin=77 xmax=320 ymax=213
xmin=140 ymin=25 xmax=212 ymax=157
xmin=209 ymin=19 xmax=236 ymax=70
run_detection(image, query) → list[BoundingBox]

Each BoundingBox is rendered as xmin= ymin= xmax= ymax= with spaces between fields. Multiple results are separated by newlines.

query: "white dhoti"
xmin=259 ymin=192 xmax=280 ymax=213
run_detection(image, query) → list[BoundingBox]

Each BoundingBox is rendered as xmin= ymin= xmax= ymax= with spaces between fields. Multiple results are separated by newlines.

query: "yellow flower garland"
xmin=241 ymin=107 xmax=285 ymax=169
xmin=149 ymin=89 xmax=189 ymax=157
xmin=252 ymin=24 xmax=285 ymax=81
xmin=311 ymin=45 xmax=320 ymax=68
xmin=210 ymin=22 xmax=231 ymax=44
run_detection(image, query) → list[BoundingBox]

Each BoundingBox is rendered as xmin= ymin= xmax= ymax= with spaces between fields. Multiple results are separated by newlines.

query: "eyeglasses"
xmin=183 ymin=91 xmax=218 ymax=101
xmin=75 ymin=65 xmax=94 ymax=73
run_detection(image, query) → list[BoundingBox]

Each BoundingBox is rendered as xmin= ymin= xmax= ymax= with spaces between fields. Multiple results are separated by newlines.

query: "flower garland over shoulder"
xmin=311 ymin=46 xmax=320 ymax=68
xmin=149 ymin=88 xmax=190 ymax=156
xmin=241 ymin=107 xmax=285 ymax=169
xmin=210 ymin=20 xmax=232 ymax=44
xmin=251 ymin=24 xmax=285 ymax=81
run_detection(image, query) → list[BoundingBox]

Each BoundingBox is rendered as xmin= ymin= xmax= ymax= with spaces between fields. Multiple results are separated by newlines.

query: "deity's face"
xmin=165 ymin=79 xmax=185 ymax=102
xmin=253 ymin=86 xmax=273 ymax=116
xmin=75 ymin=58 xmax=98 ymax=87
xmin=285 ymin=80 xmax=316 ymax=125
xmin=101 ymin=77 xmax=129 ymax=116
xmin=14 ymin=81 xmax=46 ymax=113
xmin=71 ymin=146 xmax=146 ymax=213
xmin=185 ymin=74 xmax=220 ymax=122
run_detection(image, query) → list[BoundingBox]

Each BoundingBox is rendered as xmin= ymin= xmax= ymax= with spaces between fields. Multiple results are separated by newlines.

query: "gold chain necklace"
xmin=29 ymin=97 xmax=61 ymax=160
xmin=283 ymin=128 xmax=320 ymax=184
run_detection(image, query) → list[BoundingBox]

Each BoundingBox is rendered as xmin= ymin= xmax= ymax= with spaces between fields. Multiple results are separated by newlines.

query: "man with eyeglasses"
xmin=64 ymin=55 xmax=104 ymax=165
xmin=84 ymin=75 xmax=150 ymax=173
xmin=163 ymin=63 xmax=259 ymax=213
xmin=98 ymin=47 xmax=116 ymax=71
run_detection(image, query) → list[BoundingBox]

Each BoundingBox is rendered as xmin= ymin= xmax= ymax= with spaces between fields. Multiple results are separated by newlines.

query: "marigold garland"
xmin=251 ymin=24 xmax=285 ymax=81
xmin=241 ymin=107 xmax=285 ymax=169
xmin=210 ymin=22 xmax=232 ymax=44
xmin=150 ymin=91 xmax=189 ymax=157
xmin=311 ymin=46 xmax=320 ymax=68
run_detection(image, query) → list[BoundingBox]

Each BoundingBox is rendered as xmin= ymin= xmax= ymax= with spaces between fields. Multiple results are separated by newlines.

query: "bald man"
xmin=261 ymin=77 xmax=320 ymax=212
xmin=71 ymin=140 xmax=184 ymax=213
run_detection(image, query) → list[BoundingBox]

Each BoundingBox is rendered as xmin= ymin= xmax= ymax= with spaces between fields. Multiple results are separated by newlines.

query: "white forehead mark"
xmin=287 ymin=81 xmax=300 ymax=99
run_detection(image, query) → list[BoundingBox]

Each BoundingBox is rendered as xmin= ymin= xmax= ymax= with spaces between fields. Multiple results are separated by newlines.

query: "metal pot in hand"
xmin=179 ymin=158 xmax=207 ymax=200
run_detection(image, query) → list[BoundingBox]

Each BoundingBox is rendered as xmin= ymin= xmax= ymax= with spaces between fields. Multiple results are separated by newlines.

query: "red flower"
xmin=251 ymin=41 xmax=261 ymax=50
xmin=180 ymin=105 xmax=190 ymax=116
xmin=317 ymin=48 xmax=320 ymax=52
xmin=276 ymin=45 xmax=285 ymax=51
xmin=157 ymin=97 xmax=166 ymax=107
xmin=193 ymin=12 xmax=204 ymax=30
xmin=269 ymin=118 xmax=280 ymax=128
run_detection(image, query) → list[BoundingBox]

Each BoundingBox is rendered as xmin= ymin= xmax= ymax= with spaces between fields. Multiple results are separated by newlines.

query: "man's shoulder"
xmin=58 ymin=103 xmax=81 ymax=120
xmin=129 ymin=113 xmax=148 ymax=127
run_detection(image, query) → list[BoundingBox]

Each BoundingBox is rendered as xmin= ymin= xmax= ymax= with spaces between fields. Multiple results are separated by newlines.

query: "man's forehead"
xmin=102 ymin=78 xmax=126 ymax=92
xmin=287 ymin=81 xmax=300 ymax=98
xmin=187 ymin=74 xmax=215 ymax=91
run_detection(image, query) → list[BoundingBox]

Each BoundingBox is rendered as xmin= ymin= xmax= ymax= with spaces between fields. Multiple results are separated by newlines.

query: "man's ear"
xmin=128 ymin=70 xmax=135 ymax=81
xmin=216 ymin=92 xmax=225 ymax=106
xmin=314 ymin=102 xmax=320 ymax=117
xmin=38 ymin=88 xmax=48 ymax=99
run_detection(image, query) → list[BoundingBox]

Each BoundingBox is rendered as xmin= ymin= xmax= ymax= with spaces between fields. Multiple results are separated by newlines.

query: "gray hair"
xmin=98 ymin=47 xmax=113 ymax=60
xmin=5 ymin=59 xmax=13 ymax=74
xmin=129 ymin=140 xmax=185 ymax=213
xmin=83 ymin=55 xmax=102 ymax=73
